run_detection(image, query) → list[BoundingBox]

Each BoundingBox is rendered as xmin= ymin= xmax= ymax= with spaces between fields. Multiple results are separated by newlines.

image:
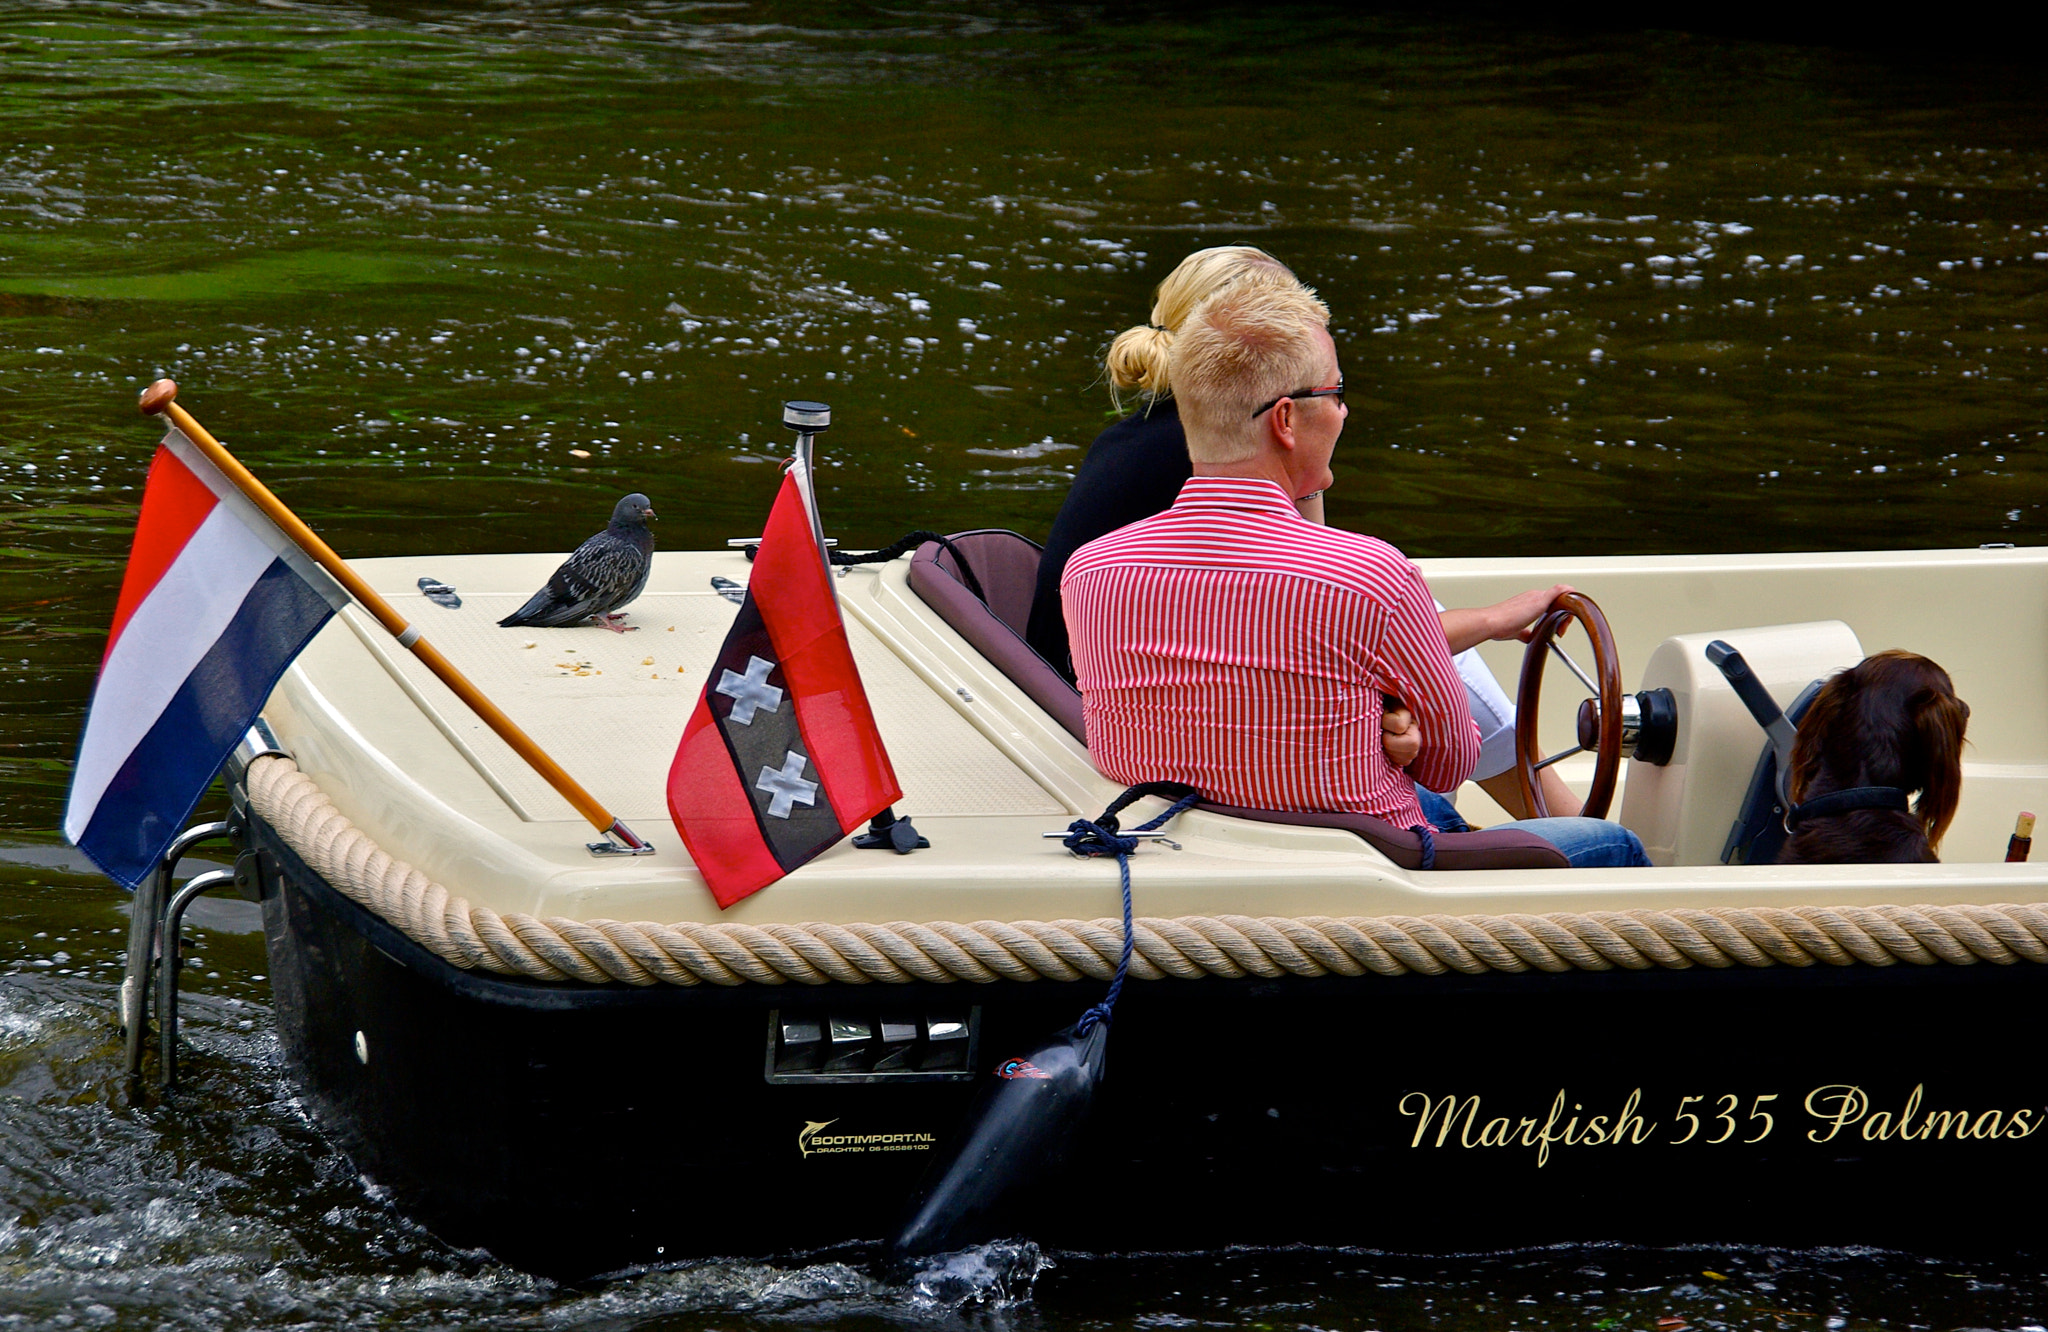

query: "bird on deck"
xmin=498 ymin=493 xmax=656 ymax=633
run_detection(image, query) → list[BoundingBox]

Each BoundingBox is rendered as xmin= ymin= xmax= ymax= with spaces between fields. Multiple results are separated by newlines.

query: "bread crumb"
xmin=641 ymin=657 xmax=654 ymax=665
xmin=522 ymin=641 xmax=537 ymax=649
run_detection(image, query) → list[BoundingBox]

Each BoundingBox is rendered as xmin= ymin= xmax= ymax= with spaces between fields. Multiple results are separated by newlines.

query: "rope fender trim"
xmin=241 ymin=754 xmax=2048 ymax=988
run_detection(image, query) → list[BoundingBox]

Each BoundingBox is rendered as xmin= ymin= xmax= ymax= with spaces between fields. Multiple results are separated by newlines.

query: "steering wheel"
xmin=1514 ymin=591 xmax=1623 ymax=820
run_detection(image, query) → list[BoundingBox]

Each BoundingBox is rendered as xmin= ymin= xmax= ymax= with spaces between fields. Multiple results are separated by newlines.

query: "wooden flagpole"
xmin=137 ymin=379 xmax=651 ymax=853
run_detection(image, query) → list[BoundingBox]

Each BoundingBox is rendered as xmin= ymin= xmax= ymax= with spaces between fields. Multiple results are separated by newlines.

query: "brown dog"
xmin=1778 ymin=650 xmax=1968 ymax=864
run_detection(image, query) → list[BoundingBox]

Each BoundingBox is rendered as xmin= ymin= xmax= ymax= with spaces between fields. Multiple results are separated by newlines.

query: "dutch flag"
xmin=65 ymin=427 xmax=350 ymax=889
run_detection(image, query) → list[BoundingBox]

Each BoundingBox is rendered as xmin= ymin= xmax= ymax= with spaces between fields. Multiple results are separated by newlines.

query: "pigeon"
xmin=498 ymin=493 xmax=656 ymax=633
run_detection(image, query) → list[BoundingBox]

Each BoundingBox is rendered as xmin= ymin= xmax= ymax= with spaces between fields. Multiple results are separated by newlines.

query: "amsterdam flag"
xmin=667 ymin=464 xmax=901 ymax=907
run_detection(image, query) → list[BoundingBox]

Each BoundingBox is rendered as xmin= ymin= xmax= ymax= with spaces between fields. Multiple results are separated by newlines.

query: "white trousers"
xmin=1427 ymin=597 xmax=1518 ymax=783
xmin=1454 ymin=646 xmax=1518 ymax=782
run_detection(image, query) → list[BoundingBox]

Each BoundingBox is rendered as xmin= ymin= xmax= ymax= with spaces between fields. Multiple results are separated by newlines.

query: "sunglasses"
xmin=1250 ymin=375 xmax=1345 ymax=420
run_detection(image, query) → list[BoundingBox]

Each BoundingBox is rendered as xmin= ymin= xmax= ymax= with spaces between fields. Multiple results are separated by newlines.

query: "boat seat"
xmin=907 ymin=531 xmax=1087 ymax=741
xmin=908 ymin=533 xmax=1569 ymax=871
xmin=1199 ymin=801 xmax=1571 ymax=871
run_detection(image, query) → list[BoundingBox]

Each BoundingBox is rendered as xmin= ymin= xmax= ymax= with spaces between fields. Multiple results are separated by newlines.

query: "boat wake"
xmin=564 ymin=1241 xmax=1048 ymax=1324
xmin=0 ymin=987 xmax=1054 ymax=1330
xmin=901 ymin=1240 xmax=1051 ymax=1308
xmin=0 ymin=895 xmax=1060 ymax=1332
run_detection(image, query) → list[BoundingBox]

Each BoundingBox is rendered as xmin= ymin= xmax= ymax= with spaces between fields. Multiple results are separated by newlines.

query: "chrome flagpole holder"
xmin=782 ymin=400 xmax=834 ymax=576
xmin=589 ymin=820 xmax=656 ymax=856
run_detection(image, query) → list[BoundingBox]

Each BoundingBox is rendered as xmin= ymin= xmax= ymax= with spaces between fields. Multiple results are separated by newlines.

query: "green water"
xmin=5 ymin=2 xmax=2048 ymax=1326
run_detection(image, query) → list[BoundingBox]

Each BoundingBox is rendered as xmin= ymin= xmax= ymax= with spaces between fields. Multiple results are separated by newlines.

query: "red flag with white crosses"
xmin=667 ymin=468 xmax=900 ymax=907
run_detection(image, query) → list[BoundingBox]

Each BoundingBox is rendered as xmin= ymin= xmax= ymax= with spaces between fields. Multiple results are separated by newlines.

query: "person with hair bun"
xmin=1027 ymin=246 xmax=1582 ymax=821
xmin=1026 ymin=247 xmax=1304 ymax=679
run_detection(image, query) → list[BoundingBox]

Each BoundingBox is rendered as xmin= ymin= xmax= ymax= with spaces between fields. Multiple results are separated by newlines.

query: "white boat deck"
xmin=261 ymin=544 xmax=2048 ymax=926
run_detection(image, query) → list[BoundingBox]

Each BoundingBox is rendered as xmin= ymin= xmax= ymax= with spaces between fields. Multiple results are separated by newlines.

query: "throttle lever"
xmin=1705 ymin=640 xmax=1798 ymax=805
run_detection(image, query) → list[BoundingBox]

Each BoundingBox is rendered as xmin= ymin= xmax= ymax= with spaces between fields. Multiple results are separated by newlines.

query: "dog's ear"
xmin=1787 ymin=678 xmax=1848 ymax=804
xmin=1911 ymin=684 xmax=1969 ymax=851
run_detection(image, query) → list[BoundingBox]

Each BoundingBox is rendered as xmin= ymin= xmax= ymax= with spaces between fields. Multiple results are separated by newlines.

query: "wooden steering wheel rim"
xmin=1513 ymin=591 xmax=1624 ymax=821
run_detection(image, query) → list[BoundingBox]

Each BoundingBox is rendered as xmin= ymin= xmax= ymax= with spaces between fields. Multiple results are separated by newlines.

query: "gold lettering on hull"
xmin=1804 ymin=1084 xmax=2043 ymax=1144
xmin=1399 ymin=1085 xmax=2044 ymax=1163
xmin=1400 ymin=1090 xmax=1658 ymax=1166
xmin=797 ymin=1119 xmax=937 ymax=1158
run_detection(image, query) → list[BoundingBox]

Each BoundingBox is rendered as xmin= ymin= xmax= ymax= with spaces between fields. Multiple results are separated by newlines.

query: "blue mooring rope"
xmin=1407 ymin=823 xmax=1436 ymax=871
xmin=1061 ymin=782 xmax=1202 ymax=1035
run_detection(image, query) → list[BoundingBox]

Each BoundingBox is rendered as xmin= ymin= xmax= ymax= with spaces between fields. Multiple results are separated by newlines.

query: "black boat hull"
xmin=246 ymin=812 xmax=2048 ymax=1273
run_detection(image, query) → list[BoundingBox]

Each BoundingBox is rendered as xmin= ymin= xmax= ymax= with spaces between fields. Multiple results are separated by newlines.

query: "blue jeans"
xmin=1415 ymin=787 xmax=1652 ymax=869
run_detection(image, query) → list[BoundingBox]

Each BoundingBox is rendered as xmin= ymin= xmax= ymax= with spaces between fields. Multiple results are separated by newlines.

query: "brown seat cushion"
xmin=1198 ymin=801 xmax=1571 ymax=871
xmin=907 ymin=533 xmax=1087 ymax=742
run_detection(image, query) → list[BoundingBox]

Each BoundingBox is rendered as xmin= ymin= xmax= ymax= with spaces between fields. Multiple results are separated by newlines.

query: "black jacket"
xmin=1024 ymin=399 xmax=1192 ymax=679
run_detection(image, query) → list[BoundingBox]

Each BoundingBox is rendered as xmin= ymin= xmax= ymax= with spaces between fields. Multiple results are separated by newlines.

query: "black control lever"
xmin=1705 ymin=640 xmax=1798 ymax=804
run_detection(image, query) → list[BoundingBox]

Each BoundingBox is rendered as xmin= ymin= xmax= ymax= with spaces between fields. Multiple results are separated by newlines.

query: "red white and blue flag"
xmin=65 ymin=428 xmax=350 ymax=889
xmin=668 ymin=461 xmax=900 ymax=907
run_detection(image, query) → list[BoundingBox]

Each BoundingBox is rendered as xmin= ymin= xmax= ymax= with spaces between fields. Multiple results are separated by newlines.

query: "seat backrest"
xmin=927 ymin=530 xmax=1041 ymax=637
xmin=907 ymin=532 xmax=1086 ymax=742
xmin=1199 ymin=801 xmax=1572 ymax=871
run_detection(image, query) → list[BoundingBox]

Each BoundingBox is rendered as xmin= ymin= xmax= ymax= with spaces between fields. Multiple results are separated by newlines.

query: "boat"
xmin=121 ymin=423 xmax=2048 ymax=1274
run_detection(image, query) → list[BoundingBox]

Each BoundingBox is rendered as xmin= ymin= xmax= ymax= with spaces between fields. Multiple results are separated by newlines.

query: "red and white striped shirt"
xmin=1061 ymin=476 xmax=1479 ymax=830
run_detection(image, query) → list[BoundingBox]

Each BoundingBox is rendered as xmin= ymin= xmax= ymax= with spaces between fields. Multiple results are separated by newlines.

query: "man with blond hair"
xmin=1061 ymin=282 xmax=1648 ymax=867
